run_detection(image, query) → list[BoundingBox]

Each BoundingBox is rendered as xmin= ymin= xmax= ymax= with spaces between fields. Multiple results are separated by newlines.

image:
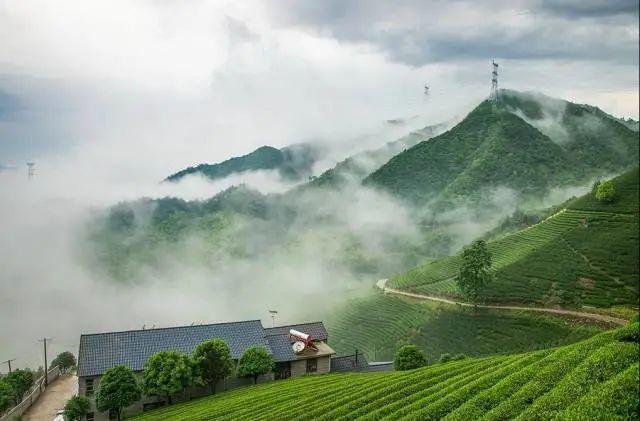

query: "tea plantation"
xmin=133 ymin=324 xmax=639 ymax=420
xmin=326 ymin=293 xmax=602 ymax=362
xmin=390 ymin=167 xmax=639 ymax=308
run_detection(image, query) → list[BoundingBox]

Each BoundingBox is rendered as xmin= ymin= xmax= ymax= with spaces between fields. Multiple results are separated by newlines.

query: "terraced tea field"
xmin=390 ymin=168 xmax=639 ymax=308
xmin=133 ymin=324 xmax=639 ymax=420
xmin=326 ymin=293 xmax=601 ymax=362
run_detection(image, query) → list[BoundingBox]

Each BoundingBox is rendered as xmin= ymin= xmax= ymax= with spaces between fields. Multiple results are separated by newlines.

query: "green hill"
xmin=326 ymin=293 xmax=602 ymax=362
xmin=306 ymin=123 xmax=445 ymax=189
xmin=365 ymin=91 xmax=638 ymax=206
xmin=133 ymin=324 xmax=639 ymax=420
xmin=389 ymin=168 xmax=639 ymax=308
xmin=166 ymin=143 xmax=324 ymax=182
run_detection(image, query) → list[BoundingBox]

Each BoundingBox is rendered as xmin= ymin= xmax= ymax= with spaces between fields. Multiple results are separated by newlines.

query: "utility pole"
xmin=39 ymin=338 xmax=52 ymax=386
xmin=490 ymin=60 xmax=499 ymax=103
xmin=1 ymin=358 xmax=16 ymax=374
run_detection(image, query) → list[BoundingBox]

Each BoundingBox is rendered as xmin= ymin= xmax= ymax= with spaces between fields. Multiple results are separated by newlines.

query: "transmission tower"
xmin=27 ymin=162 xmax=35 ymax=180
xmin=490 ymin=60 xmax=499 ymax=103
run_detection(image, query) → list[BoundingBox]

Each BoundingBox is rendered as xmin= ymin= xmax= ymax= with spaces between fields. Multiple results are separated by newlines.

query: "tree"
xmin=236 ymin=347 xmax=274 ymax=384
xmin=142 ymin=351 xmax=194 ymax=404
xmin=63 ymin=395 xmax=91 ymax=421
xmin=394 ymin=345 xmax=427 ymax=371
xmin=95 ymin=365 xmax=141 ymax=421
xmin=4 ymin=369 xmax=34 ymax=404
xmin=595 ymin=180 xmax=615 ymax=202
xmin=51 ymin=352 xmax=77 ymax=373
xmin=0 ymin=380 xmax=13 ymax=413
xmin=456 ymin=239 xmax=493 ymax=306
xmin=192 ymin=338 xmax=233 ymax=394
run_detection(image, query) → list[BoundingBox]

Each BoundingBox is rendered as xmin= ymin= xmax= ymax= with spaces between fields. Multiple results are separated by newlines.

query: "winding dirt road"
xmin=376 ymin=279 xmax=628 ymax=326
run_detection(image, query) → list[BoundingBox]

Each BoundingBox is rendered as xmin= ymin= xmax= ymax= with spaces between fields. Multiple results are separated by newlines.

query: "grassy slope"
xmin=326 ymin=293 xmax=602 ymax=362
xmin=389 ymin=168 xmax=639 ymax=308
xmin=133 ymin=324 xmax=639 ymax=421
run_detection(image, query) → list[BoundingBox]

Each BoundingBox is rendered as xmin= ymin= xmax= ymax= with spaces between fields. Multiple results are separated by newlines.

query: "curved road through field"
xmin=376 ymin=279 xmax=628 ymax=326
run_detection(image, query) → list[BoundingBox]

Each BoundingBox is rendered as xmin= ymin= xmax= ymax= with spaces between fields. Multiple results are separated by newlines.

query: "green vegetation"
xmin=2 ymin=369 xmax=34 ymax=404
xmin=456 ymin=239 xmax=493 ymax=305
xmin=142 ymin=351 xmax=194 ymax=404
xmin=326 ymin=293 xmax=601 ymax=362
xmin=595 ymin=180 xmax=615 ymax=202
xmin=366 ymin=92 xmax=638 ymax=207
xmin=236 ymin=347 xmax=274 ymax=385
xmin=63 ymin=395 xmax=91 ymax=421
xmin=132 ymin=326 xmax=639 ymax=420
xmin=166 ymin=144 xmax=323 ymax=182
xmin=51 ymin=351 xmax=76 ymax=373
xmin=96 ymin=365 xmax=141 ymax=421
xmin=192 ymin=339 xmax=233 ymax=393
xmin=394 ymin=345 xmax=427 ymax=370
xmin=0 ymin=381 xmax=13 ymax=412
xmin=390 ymin=168 xmax=639 ymax=308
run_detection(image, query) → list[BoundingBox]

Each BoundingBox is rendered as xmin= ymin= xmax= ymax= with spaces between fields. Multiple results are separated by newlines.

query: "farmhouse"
xmin=77 ymin=319 xmax=364 ymax=420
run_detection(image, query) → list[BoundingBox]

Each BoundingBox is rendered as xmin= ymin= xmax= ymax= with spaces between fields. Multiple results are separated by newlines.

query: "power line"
xmin=1 ymin=358 xmax=16 ymax=374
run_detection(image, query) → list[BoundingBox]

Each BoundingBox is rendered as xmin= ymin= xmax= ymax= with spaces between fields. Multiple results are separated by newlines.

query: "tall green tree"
xmin=456 ymin=239 xmax=493 ymax=306
xmin=0 ymin=380 xmax=13 ymax=413
xmin=95 ymin=365 xmax=141 ymax=421
xmin=4 ymin=369 xmax=34 ymax=404
xmin=142 ymin=351 xmax=194 ymax=404
xmin=192 ymin=338 xmax=233 ymax=394
xmin=63 ymin=395 xmax=91 ymax=421
xmin=236 ymin=347 xmax=274 ymax=384
xmin=51 ymin=352 xmax=77 ymax=373
xmin=394 ymin=345 xmax=427 ymax=371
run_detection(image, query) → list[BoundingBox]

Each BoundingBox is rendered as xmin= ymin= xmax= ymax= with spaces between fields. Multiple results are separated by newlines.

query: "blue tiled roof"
xmin=77 ymin=320 xmax=270 ymax=377
xmin=330 ymin=354 xmax=370 ymax=372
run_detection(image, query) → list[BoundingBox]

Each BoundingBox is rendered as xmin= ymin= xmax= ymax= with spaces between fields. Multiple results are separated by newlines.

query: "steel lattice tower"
xmin=490 ymin=60 xmax=499 ymax=103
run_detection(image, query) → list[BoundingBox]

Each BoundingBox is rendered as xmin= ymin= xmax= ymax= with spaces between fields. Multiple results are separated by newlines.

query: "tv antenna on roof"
xmin=268 ymin=310 xmax=278 ymax=327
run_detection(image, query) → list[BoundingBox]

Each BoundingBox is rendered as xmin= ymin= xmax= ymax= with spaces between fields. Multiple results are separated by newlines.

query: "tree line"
xmin=64 ymin=339 xmax=274 ymax=421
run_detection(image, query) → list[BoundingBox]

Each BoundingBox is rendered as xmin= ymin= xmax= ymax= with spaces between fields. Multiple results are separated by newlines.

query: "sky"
xmin=0 ymin=0 xmax=637 ymax=183
xmin=0 ymin=0 xmax=638 ymax=369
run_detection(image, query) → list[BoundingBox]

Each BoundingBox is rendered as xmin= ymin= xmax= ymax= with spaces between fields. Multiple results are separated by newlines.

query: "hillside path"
xmin=22 ymin=374 xmax=77 ymax=421
xmin=375 ymin=279 xmax=627 ymax=326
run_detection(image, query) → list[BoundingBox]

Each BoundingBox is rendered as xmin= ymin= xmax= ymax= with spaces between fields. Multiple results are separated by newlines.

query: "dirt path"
xmin=22 ymin=374 xmax=77 ymax=421
xmin=376 ymin=279 xmax=628 ymax=326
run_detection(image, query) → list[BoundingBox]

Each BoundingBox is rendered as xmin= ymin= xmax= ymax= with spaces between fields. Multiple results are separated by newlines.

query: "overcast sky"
xmin=0 ymin=0 xmax=638 ymax=185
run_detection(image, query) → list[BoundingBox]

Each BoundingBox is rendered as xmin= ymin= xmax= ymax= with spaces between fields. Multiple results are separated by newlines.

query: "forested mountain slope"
xmin=165 ymin=143 xmax=324 ymax=182
xmin=134 ymin=324 xmax=639 ymax=421
xmin=390 ymin=168 xmax=640 ymax=308
xmin=365 ymin=91 xmax=639 ymax=207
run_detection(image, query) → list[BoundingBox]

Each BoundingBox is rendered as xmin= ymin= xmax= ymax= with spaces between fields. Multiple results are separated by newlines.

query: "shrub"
xmin=394 ymin=345 xmax=427 ymax=371
xmin=595 ymin=180 xmax=615 ymax=202
xmin=63 ymin=395 xmax=91 ymax=421
xmin=452 ymin=353 xmax=467 ymax=361
xmin=614 ymin=322 xmax=639 ymax=343
xmin=4 ymin=369 xmax=34 ymax=404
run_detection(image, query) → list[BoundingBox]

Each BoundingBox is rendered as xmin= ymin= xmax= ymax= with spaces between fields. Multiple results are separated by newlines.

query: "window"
xmin=86 ymin=413 xmax=94 ymax=421
xmin=306 ymin=358 xmax=318 ymax=373
xmin=85 ymin=378 xmax=94 ymax=397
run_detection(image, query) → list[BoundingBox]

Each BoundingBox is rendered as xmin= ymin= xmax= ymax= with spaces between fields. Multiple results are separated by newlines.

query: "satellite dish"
xmin=292 ymin=341 xmax=306 ymax=354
